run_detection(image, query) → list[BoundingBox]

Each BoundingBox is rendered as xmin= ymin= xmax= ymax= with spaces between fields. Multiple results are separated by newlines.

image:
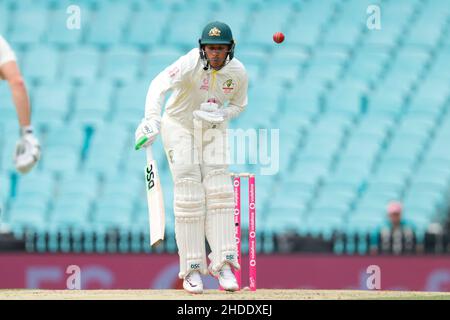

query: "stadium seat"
xmin=102 ymin=46 xmax=142 ymax=83
xmin=324 ymin=86 xmax=365 ymax=118
xmin=49 ymin=196 xmax=92 ymax=229
xmin=57 ymin=174 xmax=99 ymax=199
xmin=71 ymin=81 xmax=113 ymax=125
xmin=322 ymin=19 xmax=362 ymax=47
xmin=47 ymin=7 xmax=86 ymax=46
xmin=61 ymin=47 xmax=100 ymax=82
xmin=0 ymin=84 xmax=18 ymax=126
xmin=22 ymin=45 xmax=59 ymax=83
xmin=92 ymin=196 xmax=134 ymax=229
xmin=3 ymin=0 xmax=450 ymax=253
xmin=5 ymin=196 xmax=49 ymax=231
xmin=83 ymin=145 xmax=124 ymax=176
xmin=31 ymin=81 xmax=72 ymax=126
xmin=366 ymin=90 xmax=405 ymax=118
xmin=0 ymin=4 xmax=9 ymax=35
xmin=345 ymin=214 xmax=385 ymax=237
xmin=141 ymin=46 xmax=184 ymax=79
xmin=305 ymin=214 xmax=344 ymax=240
xmin=15 ymin=171 xmax=55 ymax=199
xmin=8 ymin=9 xmax=48 ymax=45
xmin=166 ymin=5 xmax=211 ymax=47
xmin=86 ymin=3 xmax=131 ymax=47
xmin=126 ymin=6 xmax=170 ymax=48
xmin=263 ymin=213 xmax=303 ymax=235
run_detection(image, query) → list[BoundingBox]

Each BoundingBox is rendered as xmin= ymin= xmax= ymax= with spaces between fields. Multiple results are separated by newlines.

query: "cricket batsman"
xmin=135 ymin=21 xmax=248 ymax=293
xmin=0 ymin=35 xmax=40 ymax=174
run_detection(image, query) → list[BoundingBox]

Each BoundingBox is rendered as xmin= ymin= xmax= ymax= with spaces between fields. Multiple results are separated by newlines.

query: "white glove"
xmin=135 ymin=118 xmax=160 ymax=149
xmin=199 ymin=102 xmax=219 ymax=112
xmin=193 ymin=102 xmax=228 ymax=124
xmin=14 ymin=126 xmax=41 ymax=174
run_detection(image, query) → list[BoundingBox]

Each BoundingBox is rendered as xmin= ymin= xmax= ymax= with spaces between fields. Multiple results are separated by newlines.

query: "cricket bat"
xmin=137 ymin=137 xmax=165 ymax=247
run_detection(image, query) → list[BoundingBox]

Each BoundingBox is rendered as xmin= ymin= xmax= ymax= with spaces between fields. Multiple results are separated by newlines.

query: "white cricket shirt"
xmin=144 ymin=48 xmax=248 ymax=130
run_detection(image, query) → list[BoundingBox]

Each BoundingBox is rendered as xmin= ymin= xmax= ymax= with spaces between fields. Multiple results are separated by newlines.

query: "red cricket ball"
xmin=273 ymin=32 xmax=285 ymax=44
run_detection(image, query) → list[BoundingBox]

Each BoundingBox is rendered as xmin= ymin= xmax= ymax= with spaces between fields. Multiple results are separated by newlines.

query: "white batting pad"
xmin=174 ymin=179 xmax=208 ymax=278
xmin=203 ymin=170 xmax=240 ymax=275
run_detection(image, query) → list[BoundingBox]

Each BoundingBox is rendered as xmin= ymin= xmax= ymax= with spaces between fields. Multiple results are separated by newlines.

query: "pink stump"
xmin=233 ymin=175 xmax=242 ymax=289
xmin=248 ymin=174 xmax=256 ymax=291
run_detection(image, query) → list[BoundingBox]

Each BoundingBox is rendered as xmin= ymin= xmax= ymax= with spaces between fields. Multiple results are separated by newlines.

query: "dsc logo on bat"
xmin=146 ymin=164 xmax=155 ymax=191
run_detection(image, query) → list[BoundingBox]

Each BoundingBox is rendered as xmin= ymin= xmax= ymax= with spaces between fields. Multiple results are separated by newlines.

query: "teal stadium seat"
xmin=366 ymin=90 xmax=405 ymax=118
xmin=92 ymin=196 xmax=134 ymax=229
xmin=345 ymin=48 xmax=389 ymax=84
xmin=102 ymin=46 xmax=142 ymax=83
xmin=126 ymin=5 xmax=170 ymax=48
xmin=0 ymin=3 xmax=9 ymax=35
xmin=47 ymin=6 xmax=87 ymax=46
xmin=31 ymin=81 xmax=72 ymax=126
xmin=286 ymin=1 xmax=336 ymax=48
xmin=270 ymin=187 xmax=310 ymax=213
xmin=406 ymin=89 xmax=448 ymax=119
xmin=87 ymin=2 xmax=131 ymax=47
xmin=244 ymin=5 xmax=294 ymax=47
xmin=49 ymin=196 xmax=92 ymax=229
xmin=404 ymin=4 xmax=448 ymax=47
xmin=263 ymin=213 xmax=303 ymax=235
xmin=304 ymin=214 xmax=344 ymax=240
xmin=71 ymin=81 xmax=113 ymax=125
xmin=15 ymin=171 xmax=54 ymax=199
xmin=346 ymin=214 xmax=385 ymax=236
xmin=112 ymin=80 xmax=149 ymax=126
xmin=0 ymin=84 xmax=17 ymax=125
xmin=324 ymin=85 xmax=365 ymax=118
xmin=61 ymin=47 xmax=100 ymax=82
xmin=142 ymin=46 xmax=184 ymax=80
xmin=304 ymin=54 xmax=346 ymax=85
xmin=8 ymin=8 xmax=48 ymax=46
xmin=82 ymin=125 xmax=128 ymax=175
xmin=212 ymin=2 xmax=251 ymax=45
xmin=57 ymin=173 xmax=99 ymax=199
xmin=40 ymin=124 xmax=85 ymax=174
xmin=2 ymin=0 xmax=450 ymax=252
xmin=5 ymin=195 xmax=49 ymax=232
xmin=22 ymin=45 xmax=59 ymax=83
xmin=166 ymin=5 xmax=211 ymax=47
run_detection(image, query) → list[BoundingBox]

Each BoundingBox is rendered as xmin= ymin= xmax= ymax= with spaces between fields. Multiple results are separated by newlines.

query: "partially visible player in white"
xmin=0 ymin=35 xmax=40 ymax=174
xmin=135 ymin=21 xmax=248 ymax=294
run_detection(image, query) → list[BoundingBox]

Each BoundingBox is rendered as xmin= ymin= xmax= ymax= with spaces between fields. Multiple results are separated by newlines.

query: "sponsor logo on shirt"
xmin=222 ymin=79 xmax=235 ymax=93
xmin=200 ymin=77 xmax=209 ymax=90
xmin=168 ymin=66 xmax=179 ymax=78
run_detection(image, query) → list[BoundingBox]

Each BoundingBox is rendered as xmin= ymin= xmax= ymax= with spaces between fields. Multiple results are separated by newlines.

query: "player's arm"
xmin=135 ymin=55 xmax=189 ymax=149
xmin=0 ymin=37 xmax=40 ymax=174
xmin=0 ymin=61 xmax=31 ymax=127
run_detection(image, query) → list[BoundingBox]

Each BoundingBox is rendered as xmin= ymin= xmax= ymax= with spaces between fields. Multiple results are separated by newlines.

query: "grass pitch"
xmin=0 ymin=289 xmax=449 ymax=300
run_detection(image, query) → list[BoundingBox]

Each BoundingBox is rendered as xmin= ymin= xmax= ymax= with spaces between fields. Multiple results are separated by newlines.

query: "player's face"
xmin=389 ymin=212 xmax=401 ymax=226
xmin=204 ymin=45 xmax=229 ymax=69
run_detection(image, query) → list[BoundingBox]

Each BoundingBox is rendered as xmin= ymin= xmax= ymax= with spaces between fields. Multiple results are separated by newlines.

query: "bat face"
xmin=146 ymin=164 xmax=155 ymax=190
xmin=145 ymin=158 xmax=165 ymax=247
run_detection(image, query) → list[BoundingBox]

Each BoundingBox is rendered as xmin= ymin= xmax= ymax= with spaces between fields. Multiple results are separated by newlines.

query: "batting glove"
xmin=135 ymin=118 xmax=160 ymax=149
xmin=14 ymin=126 xmax=41 ymax=174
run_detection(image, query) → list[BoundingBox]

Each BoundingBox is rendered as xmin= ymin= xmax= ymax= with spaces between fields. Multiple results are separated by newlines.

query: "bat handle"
xmin=146 ymin=146 xmax=154 ymax=161
xmin=135 ymin=136 xmax=149 ymax=150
